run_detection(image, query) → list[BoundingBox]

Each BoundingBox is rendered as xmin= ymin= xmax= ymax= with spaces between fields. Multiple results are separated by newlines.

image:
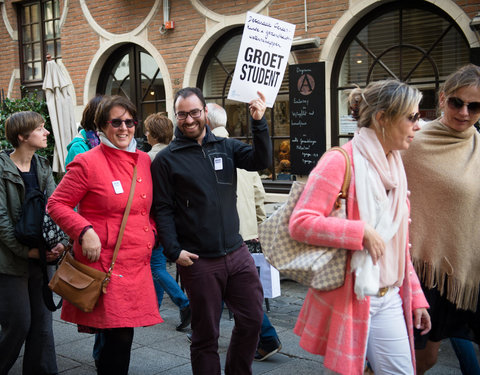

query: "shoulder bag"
xmin=258 ymin=147 xmax=351 ymax=291
xmin=48 ymin=166 xmax=137 ymax=313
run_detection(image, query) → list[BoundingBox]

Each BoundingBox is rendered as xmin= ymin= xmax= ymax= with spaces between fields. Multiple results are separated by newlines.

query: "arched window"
xmin=97 ymin=44 xmax=166 ymax=144
xmin=332 ymin=1 xmax=470 ymax=146
xmin=198 ymin=28 xmax=291 ymax=183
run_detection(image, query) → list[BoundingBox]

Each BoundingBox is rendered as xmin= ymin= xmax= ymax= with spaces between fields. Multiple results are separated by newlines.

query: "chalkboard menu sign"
xmin=289 ymin=62 xmax=326 ymax=175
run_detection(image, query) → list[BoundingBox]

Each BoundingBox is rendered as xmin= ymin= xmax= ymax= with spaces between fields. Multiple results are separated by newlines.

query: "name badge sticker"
xmin=112 ymin=180 xmax=124 ymax=194
xmin=214 ymin=157 xmax=223 ymax=171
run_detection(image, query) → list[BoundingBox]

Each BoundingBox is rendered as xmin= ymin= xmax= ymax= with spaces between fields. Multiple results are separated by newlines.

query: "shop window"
xmin=198 ymin=28 xmax=291 ymax=183
xmin=332 ymin=1 xmax=470 ymax=146
xmin=17 ymin=0 xmax=61 ymax=97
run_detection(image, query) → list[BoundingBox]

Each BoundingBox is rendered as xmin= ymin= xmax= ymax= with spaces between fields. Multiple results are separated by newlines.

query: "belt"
xmin=377 ymin=287 xmax=390 ymax=297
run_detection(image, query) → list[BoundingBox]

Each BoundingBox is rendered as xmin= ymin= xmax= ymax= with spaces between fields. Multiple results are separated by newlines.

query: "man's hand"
xmin=81 ymin=228 xmax=102 ymax=262
xmin=249 ymin=91 xmax=267 ymax=120
xmin=176 ymin=250 xmax=199 ymax=266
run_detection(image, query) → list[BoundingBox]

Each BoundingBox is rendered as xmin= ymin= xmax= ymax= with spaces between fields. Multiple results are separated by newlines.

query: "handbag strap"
xmin=106 ymin=165 xmax=138 ymax=276
xmin=325 ymin=147 xmax=351 ymax=208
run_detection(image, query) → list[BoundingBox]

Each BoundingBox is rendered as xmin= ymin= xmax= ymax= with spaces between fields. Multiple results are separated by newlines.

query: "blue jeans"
xmin=151 ymin=246 xmax=189 ymax=310
xmin=450 ymin=338 xmax=480 ymax=375
xmin=260 ymin=312 xmax=278 ymax=341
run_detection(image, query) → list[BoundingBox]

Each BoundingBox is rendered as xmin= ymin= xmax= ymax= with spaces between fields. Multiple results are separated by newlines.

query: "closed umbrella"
xmin=42 ymin=59 xmax=77 ymax=172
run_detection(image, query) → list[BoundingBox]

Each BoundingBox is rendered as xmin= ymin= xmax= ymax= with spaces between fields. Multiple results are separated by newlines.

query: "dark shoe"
xmin=176 ymin=305 xmax=191 ymax=331
xmin=186 ymin=332 xmax=192 ymax=343
xmin=254 ymin=337 xmax=282 ymax=361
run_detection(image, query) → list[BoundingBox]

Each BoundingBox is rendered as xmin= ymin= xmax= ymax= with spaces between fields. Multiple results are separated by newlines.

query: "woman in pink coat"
xmin=47 ymin=96 xmax=162 ymax=374
xmin=289 ymin=80 xmax=431 ymax=374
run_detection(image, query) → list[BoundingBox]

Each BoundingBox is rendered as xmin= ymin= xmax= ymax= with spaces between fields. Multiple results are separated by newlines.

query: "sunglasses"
xmin=407 ymin=112 xmax=421 ymax=123
xmin=446 ymin=97 xmax=480 ymax=115
xmin=107 ymin=119 xmax=137 ymax=128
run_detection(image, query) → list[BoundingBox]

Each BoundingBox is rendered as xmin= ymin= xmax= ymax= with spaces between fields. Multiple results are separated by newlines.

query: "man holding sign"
xmin=151 ymin=87 xmax=272 ymax=375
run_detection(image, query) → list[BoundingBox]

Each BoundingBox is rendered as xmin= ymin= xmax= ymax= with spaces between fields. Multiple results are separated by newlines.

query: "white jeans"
xmin=366 ymin=287 xmax=414 ymax=374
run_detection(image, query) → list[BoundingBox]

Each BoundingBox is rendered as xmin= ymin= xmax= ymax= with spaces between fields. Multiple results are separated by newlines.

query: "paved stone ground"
xmin=9 ymin=263 xmax=479 ymax=374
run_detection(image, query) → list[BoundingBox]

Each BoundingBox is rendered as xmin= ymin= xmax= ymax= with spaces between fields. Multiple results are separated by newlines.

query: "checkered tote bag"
xmin=258 ymin=147 xmax=350 ymax=291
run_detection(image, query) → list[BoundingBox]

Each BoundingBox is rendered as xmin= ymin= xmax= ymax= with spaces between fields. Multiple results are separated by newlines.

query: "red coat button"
xmin=137 ymin=177 xmax=143 ymax=183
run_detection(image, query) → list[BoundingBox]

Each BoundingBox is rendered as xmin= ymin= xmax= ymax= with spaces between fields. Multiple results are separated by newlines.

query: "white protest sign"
xmin=228 ymin=12 xmax=295 ymax=108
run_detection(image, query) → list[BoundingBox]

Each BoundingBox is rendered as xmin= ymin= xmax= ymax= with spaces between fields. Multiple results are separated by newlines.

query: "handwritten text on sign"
xmin=228 ymin=12 xmax=295 ymax=108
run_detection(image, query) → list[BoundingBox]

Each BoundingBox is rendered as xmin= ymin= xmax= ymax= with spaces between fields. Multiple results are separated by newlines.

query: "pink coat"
xmin=289 ymin=142 xmax=428 ymax=375
xmin=47 ymin=144 xmax=162 ymax=328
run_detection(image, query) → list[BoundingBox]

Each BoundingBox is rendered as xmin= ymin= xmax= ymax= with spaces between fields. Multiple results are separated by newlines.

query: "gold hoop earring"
xmin=382 ymin=127 xmax=385 ymax=142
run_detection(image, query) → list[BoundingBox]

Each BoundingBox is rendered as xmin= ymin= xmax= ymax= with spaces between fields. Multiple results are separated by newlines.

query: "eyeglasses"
xmin=107 ymin=119 xmax=137 ymax=128
xmin=447 ymin=97 xmax=480 ymax=115
xmin=175 ymin=108 xmax=204 ymax=121
xmin=407 ymin=112 xmax=421 ymax=123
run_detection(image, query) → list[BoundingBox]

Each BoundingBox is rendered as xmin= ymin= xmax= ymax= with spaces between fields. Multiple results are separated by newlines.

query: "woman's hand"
xmin=362 ymin=223 xmax=385 ymax=265
xmin=249 ymin=91 xmax=267 ymax=120
xmin=46 ymin=243 xmax=65 ymax=263
xmin=81 ymin=228 xmax=102 ymax=262
xmin=414 ymin=308 xmax=431 ymax=335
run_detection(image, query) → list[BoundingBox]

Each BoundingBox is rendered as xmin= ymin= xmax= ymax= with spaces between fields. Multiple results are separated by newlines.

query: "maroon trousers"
xmin=179 ymin=244 xmax=263 ymax=375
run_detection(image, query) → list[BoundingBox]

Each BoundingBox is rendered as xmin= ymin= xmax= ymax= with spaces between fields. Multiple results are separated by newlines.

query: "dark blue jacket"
xmin=151 ymin=117 xmax=271 ymax=261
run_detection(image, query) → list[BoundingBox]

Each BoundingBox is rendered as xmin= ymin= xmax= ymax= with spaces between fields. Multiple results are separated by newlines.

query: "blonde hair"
xmin=353 ymin=80 xmax=422 ymax=136
xmin=440 ymin=64 xmax=480 ymax=97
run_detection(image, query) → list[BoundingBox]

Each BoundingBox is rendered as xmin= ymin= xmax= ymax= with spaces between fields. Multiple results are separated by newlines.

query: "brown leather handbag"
xmin=49 ymin=166 xmax=137 ymax=313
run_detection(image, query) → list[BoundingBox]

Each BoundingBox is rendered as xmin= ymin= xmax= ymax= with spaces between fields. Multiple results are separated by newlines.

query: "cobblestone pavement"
xmin=9 ymin=263 xmax=478 ymax=374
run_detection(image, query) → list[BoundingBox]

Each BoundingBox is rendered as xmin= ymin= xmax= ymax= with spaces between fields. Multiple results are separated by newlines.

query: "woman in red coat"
xmin=47 ymin=96 xmax=162 ymax=374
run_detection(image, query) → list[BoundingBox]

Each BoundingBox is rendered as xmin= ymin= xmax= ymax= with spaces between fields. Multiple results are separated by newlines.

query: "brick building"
xmin=1 ymin=0 xmax=479 ymax=192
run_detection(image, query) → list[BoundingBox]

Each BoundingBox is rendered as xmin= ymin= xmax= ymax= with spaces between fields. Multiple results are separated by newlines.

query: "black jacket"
xmin=151 ymin=117 xmax=272 ymax=261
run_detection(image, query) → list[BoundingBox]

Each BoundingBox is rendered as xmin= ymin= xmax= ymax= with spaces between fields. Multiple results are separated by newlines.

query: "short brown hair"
xmin=144 ymin=113 xmax=173 ymax=144
xmin=5 ymin=111 xmax=44 ymax=148
xmin=94 ymin=95 xmax=137 ymax=132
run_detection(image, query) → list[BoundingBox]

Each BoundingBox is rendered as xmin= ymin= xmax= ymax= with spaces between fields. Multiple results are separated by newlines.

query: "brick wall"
xmin=0 ymin=0 xmax=478 ymax=103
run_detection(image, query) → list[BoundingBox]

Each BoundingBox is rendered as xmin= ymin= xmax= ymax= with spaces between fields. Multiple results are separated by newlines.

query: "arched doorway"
xmin=97 ymin=43 xmax=166 ymax=146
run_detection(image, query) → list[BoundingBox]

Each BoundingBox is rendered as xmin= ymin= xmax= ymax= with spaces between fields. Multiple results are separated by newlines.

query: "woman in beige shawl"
xmin=402 ymin=64 xmax=480 ymax=374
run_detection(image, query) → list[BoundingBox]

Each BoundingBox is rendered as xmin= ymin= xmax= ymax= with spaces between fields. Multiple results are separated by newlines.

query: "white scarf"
xmin=99 ymin=132 xmax=137 ymax=153
xmin=351 ymin=127 xmax=408 ymax=299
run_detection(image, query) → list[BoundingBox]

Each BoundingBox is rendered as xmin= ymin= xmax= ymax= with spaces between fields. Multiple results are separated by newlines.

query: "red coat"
xmin=47 ymin=144 xmax=162 ymax=328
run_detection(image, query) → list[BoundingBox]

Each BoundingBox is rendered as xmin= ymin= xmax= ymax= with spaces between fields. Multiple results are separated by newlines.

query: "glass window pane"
xmin=46 ymin=41 xmax=55 ymax=57
xmin=54 ymin=0 xmax=60 ymax=18
xmin=33 ymin=62 xmax=42 ymax=80
xmin=24 ymin=45 xmax=32 ymax=61
xmin=56 ymin=41 xmax=61 ymax=58
xmin=32 ymin=23 xmax=40 ymax=41
xmin=23 ymin=25 xmax=31 ymax=42
xmin=22 ymin=7 xmax=30 ymax=24
xmin=45 ymin=21 xmax=54 ymax=39
xmin=24 ymin=63 xmax=33 ymax=80
xmin=44 ymin=1 xmax=53 ymax=20
xmin=31 ymin=4 xmax=39 ymax=23
xmin=54 ymin=20 xmax=60 ymax=35
xmin=33 ymin=42 xmax=41 ymax=60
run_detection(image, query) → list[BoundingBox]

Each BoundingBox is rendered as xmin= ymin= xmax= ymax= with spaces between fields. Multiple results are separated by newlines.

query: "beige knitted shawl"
xmin=402 ymin=119 xmax=480 ymax=311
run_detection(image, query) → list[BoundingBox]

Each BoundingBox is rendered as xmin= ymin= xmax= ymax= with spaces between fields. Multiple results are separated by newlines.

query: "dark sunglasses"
xmin=447 ymin=97 xmax=480 ymax=115
xmin=107 ymin=119 xmax=137 ymax=128
xmin=407 ymin=112 xmax=421 ymax=123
